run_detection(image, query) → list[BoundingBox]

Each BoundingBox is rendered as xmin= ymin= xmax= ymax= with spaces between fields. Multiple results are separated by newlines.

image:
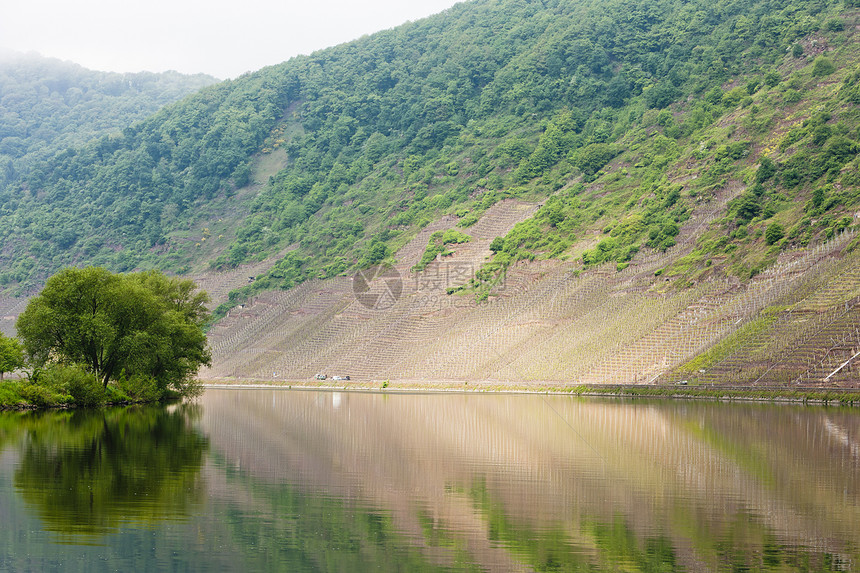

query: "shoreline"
xmin=3 ymin=380 xmax=857 ymax=409
xmin=200 ymin=379 xmax=860 ymax=405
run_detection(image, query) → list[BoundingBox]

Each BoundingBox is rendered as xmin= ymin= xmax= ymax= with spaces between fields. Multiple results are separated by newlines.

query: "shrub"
xmin=765 ymin=223 xmax=785 ymax=245
xmin=825 ymin=18 xmax=845 ymax=31
xmin=812 ymin=56 xmax=836 ymax=77
xmin=572 ymin=143 xmax=618 ymax=177
xmin=19 ymin=383 xmax=58 ymax=408
xmin=118 ymin=373 xmax=164 ymax=401
xmin=413 ymin=230 xmax=472 ymax=272
xmin=68 ymin=373 xmax=107 ymax=407
xmin=733 ymin=192 xmax=761 ymax=222
xmin=756 ymin=157 xmax=777 ymax=182
xmin=36 ymin=364 xmax=105 ymax=407
xmin=457 ymin=213 xmax=479 ymax=228
xmin=0 ymin=384 xmax=26 ymax=407
xmin=764 ymin=70 xmax=781 ymax=87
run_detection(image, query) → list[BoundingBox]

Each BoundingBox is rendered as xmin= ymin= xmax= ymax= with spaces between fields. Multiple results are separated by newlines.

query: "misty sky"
xmin=1 ymin=0 xmax=462 ymax=79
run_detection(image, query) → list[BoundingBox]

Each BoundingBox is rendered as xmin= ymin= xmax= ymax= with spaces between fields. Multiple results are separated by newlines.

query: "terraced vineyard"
xmin=0 ymin=297 xmax=28 ymax=338
xmin=666 ymin=236 xmax=860 ymax=387
xmin=0 ymin=207 xmax=856 ymax=388
xmin=202 ymin=198 xmax=860 ymax=387
xmin=1 ymin=201 xmax=856 ymax=388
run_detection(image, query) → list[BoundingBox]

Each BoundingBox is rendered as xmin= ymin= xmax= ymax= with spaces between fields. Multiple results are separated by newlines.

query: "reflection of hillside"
xmin=199 ymin=390 xmax=860 ymax=570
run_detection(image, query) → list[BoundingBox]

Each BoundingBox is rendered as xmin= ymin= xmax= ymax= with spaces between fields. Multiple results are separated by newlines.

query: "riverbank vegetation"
xmin=567 ymin=384 xmax=860 ymax=405
xmin=0 ymin=267 xmax=210 ymax=410
xmin=198 ymin=380 xmax=860 ymax=405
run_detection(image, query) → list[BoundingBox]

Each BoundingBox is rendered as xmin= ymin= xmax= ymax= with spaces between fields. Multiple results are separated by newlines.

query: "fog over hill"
xmin=0 ymin=52 xmax=218 ymax=183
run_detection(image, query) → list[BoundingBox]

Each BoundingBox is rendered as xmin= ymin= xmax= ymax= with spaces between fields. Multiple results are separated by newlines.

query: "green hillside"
xmin=0 ymin=0 xmax=855 ymax=297
xmin=0 ymin=52 xmax=218 ymax=186
xmin=2 ymin=0 xmax=860 ymax=387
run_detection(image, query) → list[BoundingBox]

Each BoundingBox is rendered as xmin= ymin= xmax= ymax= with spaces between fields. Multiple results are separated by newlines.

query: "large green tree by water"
xmin=16 ymin=267 xmax=211 ymax=392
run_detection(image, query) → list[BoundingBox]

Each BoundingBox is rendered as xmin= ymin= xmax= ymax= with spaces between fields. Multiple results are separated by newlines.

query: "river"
xmin=0 ymin=388 xmax=858 ymax=571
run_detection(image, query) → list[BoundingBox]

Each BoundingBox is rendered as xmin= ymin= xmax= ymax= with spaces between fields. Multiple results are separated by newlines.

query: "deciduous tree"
xmin=16 ymin=267 xmax=210 ymax=394
xmin=0 ymin=333 xmax=24 ymax=380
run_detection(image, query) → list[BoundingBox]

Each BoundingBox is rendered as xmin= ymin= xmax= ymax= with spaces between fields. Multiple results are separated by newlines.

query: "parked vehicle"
xmin=332 ymin=375 xmax=351 ymax=381
xmin=315 ymin=374 xmax=327 ymax=380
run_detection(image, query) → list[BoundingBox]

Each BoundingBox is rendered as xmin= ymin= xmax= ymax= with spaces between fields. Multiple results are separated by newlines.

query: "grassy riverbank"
xmin=0 ymin=377 xmax=195 ymax=411
xmin=5 ymin=375 xmax=858 ymax=410
xmin=201 ymin=379 xmax=860 ymax=405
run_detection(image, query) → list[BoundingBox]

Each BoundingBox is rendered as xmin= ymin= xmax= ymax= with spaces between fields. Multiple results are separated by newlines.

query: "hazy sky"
xmin=1 ymin=0 xmax=462 ymax=79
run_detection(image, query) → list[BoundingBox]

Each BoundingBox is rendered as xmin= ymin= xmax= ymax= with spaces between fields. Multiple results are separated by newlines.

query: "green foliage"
xmin=457 ymin=212 xmax=479 ymax=228
xmin=0 ymin=0 xmax=852 ymax=309
xmin=34 ymin=364 xmax=106 ymax=407
xmin=679 ymin=314 xmax=777 ymax=373
xmin=0 ymin=383 xmax=26 ymax=407
xmin=360 ymin=239 xmax=391 ymax=268
xmin=765 ymin=223 xmax=785 ymax=245
xmin=646 ymin=82 xmax=681 ymax=109
xmin=812 ymin=56 xmax=837 ymax=77
xmin=0 ymin=333 xmax=24 ymax=379
xmin=414 ymin=230 xmax=472 ymax=272
xmin=733 ymin=192 xmax=762 ymax=223
xmin=764 ymin=70 xmax=781 ymax=87
xmin=18 ymin=382 xmax=68 ymax=408
xmin=755 ymin=157 xmax=777 ymax=182
xmin=0 ymin=52 xmax=217 ymax=186
xmin=117 ymin=374 xmax=164 ymax=402
xmin=16 ymin=267 xmax=210 ymax=394
xmin=572 ymin=143 xmax=619 ymax=178
xmin=825 ymin=18 xmax=845 ymax=31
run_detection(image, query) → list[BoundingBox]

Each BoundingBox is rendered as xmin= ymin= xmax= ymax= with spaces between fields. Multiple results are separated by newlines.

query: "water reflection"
xmin=198 ymin=390 xmax=860 ymax=572
xmin=12 ymin=404 xmax=208 ymax=538
xmin=0 ymin=391 xmax=858 ymax=571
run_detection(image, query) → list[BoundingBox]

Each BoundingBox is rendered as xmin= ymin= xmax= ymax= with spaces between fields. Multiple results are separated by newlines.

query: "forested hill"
xmin=0 ymin=0 xmax=857 ymax=302
xmin=0 ymin=52 xmax=218 ymax=186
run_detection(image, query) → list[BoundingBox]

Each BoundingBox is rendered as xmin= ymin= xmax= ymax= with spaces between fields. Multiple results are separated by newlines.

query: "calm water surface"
xmin=0 ymin=389 xmax=858 ymax=571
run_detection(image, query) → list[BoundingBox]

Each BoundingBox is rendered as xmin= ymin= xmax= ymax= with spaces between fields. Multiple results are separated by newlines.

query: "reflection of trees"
xmin=212 ymin=465 xmax=454 ymax=573
xmin=13 ymin=404 xmax=208 ymax=537
xmin=465 ymin=476 xmax=679 ymax=572
xmin=201 ymin=390 xmax=860 ymax=571
xmin=0 ymin=411 xmax=31 ymax=451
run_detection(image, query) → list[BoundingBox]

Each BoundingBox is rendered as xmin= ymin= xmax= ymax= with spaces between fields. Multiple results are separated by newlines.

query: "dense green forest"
xmin=0 ymin=0 xmax=858 ymax=311
xmin=0 ymin=52 xmax=217 ymax=186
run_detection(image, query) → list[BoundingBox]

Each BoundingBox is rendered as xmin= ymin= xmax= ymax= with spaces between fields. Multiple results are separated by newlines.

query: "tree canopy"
xmin=0 ymin=332 xmax=24 ymax=380
xmin=16 ymin=267 xmax=211 ymax=392
xmin=0 ymin=52 xmax=217 ymax=186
